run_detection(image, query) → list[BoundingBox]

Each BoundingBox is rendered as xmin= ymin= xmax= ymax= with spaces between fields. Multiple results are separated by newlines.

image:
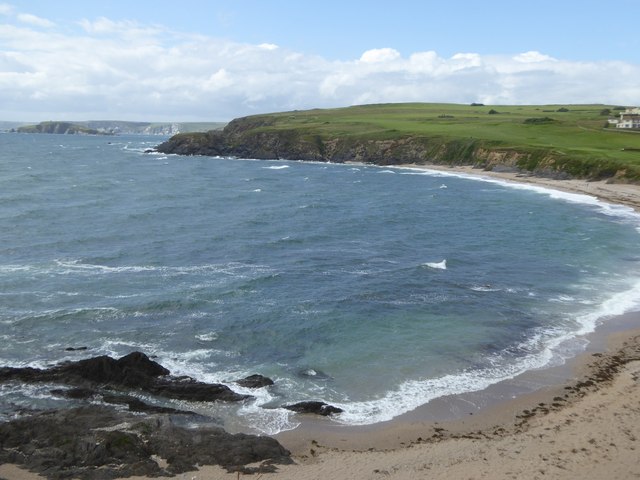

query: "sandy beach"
xmin=2 ymin=167 xmax=640 ymax=480
xmin=400 ymin=163 xmax=640 ymax=214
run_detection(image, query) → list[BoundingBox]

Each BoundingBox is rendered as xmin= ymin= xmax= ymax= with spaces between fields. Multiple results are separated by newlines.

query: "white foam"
xmin=397 ymin=166 xmax=640 ymax=224
xmin=195 ymin=331 xmax=219 ymax=342
xmin=470 ymin=285 xmax=499 ymax=292
xmin=423 ymin=259 xmax=447 ymax=270
xmin=0 ymin=264 xmax=34 ymax=274
xmin=48 ymin=259 xmax=274 ymax=279
xmin=329 ymin=276 xmax=640 ymax=427
xmin=573 ymin=278 xmax=640 ymax=335
xmin=333 ymin=357 xmax=539 ymax=425
xmin=233 ymin=382 xmax=300 ymax=435
xmin=236 ymin=404 xmax=299 ymax=435
xmin=549 ymin=295 xmax=576 ymax=303
xmin=264 ymin=165 xmax=290 ymax=170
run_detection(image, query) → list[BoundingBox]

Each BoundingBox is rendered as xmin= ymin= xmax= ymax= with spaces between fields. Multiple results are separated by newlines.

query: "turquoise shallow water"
xmin=1 ymin=133 xmax=640 ymax=433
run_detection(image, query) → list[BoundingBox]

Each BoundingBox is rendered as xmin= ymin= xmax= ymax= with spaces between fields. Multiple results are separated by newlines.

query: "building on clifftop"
xmin=616 ymin=107 xmax=640 ymax=129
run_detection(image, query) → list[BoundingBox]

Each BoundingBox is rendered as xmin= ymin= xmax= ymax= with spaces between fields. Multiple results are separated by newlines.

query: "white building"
xmin=616 ymin=107 xmax=640 ymax=129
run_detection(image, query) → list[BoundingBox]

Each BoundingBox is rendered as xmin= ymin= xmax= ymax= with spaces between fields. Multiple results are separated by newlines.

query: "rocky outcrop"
xmin=0 ymin=406 xmax=292 ymax=478
xmin=284 ymin=401 xmax=344 ymax=416
xmin=0 ymin=351 xmax=251 ymax=403
xmin=0 ymin=352 xmax=294 ymax=477
xmin=236 ymin=374 xmax=275 ymax=389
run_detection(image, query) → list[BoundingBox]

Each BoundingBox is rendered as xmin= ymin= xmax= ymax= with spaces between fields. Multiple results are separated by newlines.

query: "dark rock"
xmin=0 ymin=405 xmax=292 ymax=478
xmin=236 ymin=374 xmax=275 ymax=389
xmin=50 ymin=387 xmax=96 ymax=400
xmin=284 ymin=401 xmax=344 ymax=416
xmin=0 ymin=351 xmax=252 ymax=404
xmin=0 ymin=366 xmax=48 ymax=383
xmin=148 ymin=421 xmax=292 ymax=474
xmin=65 ymin=346 xmax=88 ymax=351
xmin=100 ymin=394 xmax=189 ymax=414
xmin=150 ymin=378 xmax=251 ymax=402
xmin=50 ymin=352 xmax=169 ymax=389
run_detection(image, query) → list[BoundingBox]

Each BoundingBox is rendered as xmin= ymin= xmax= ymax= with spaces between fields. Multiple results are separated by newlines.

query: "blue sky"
xmin=1 ymin=1 xmax=639 ymax=121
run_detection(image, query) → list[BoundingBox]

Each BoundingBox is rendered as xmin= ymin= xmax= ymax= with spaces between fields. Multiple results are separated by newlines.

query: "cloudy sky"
xmin=1 ymin=0 xmax=639 ymax=121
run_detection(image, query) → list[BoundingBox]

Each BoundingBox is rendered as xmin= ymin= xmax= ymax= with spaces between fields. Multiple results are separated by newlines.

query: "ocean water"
xmin=1 ymin=133 xmax=640 ymax=434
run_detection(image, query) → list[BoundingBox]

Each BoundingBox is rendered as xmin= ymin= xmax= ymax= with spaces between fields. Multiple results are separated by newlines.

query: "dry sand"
xmin=2 ymin=166 xmax=640 ymax=480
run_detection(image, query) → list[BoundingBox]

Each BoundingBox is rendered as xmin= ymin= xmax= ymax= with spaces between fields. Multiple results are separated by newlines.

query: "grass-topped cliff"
xmin=17 ymin=121 xmax=109 ymax=135
xmin=157 ymin=103 xmax=640 ymax=182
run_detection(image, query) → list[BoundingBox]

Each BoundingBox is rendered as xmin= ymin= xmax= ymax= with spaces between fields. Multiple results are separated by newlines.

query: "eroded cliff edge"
xmin=156 ymin=105 xmax=640 ymax=182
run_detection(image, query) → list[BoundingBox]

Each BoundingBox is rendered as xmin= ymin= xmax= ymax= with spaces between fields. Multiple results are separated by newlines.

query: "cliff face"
xmin=157 ymin=123 xmax=546 ymax=173
xmin=155 ymin=115 xmax=634 ymax=181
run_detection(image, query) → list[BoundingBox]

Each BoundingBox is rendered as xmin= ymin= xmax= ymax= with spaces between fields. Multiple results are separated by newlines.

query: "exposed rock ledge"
xmin=0 ymin=406 xmax=292 ymax=478
xmin=0 ymin=352 xmax=289 ymax=478
xmin=0 ymin=351 xmax=251 ymax=403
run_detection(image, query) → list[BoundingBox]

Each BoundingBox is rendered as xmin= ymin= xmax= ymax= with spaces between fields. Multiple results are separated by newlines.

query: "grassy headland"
xmin=16 ymin=121 xmax=109 ymax=135
xmin=157 ymin=103 xmax=640 ymax=182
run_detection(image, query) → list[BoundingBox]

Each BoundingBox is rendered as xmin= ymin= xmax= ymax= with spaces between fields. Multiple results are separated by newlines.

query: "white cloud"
xmin=360 ymin=48 xmax=401 ymax=63
xmin=17 ymin=13 xmax=54 ymax=28
xmin=258 ymin=43 xmax=279 ymax=51
xmin=0 ymin=18 xmax=638 ymax=122
xmin=0 ymin=3 xmax=13 ymax=16
xmin=514 ymin=51 xmax=556 ymax=63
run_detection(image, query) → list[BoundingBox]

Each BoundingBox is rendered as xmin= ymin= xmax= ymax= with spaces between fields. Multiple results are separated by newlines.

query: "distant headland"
xmin=16 ymin=121 xmax=112 ymax=135
xmin=12 ymin=120 xmax=226 ymax=136
xmin=156 ymin=103 xmax=640 ymax=183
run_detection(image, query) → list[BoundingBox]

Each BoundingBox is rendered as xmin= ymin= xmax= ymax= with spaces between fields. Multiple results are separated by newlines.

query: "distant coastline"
xmin=10 ymin=120 xmax=226 ymax=136
xmin=16 ymin=121 xmax=113 ymax=135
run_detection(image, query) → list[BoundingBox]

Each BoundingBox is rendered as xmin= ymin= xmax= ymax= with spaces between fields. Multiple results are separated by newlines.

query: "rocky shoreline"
xmin=154 ymin=112 xmax=639 ymax=182
xmin=0 ymin=352 xmax=343 ymax=478
xmin=155 ymin=120 xmax=534 ymax=172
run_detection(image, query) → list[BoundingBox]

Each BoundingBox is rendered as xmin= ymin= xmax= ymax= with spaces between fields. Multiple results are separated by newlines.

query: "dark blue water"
xmin=1 ymin=133 xmax=640 ymax=433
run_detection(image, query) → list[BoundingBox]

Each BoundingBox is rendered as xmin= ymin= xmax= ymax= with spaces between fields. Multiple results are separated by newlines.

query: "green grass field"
xmin=239 ymin=103 xmax=640 ymax=179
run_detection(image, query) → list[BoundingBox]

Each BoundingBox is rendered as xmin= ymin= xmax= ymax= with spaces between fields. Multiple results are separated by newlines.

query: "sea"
xmin=2 ymin=133 xmax=640 ymax=435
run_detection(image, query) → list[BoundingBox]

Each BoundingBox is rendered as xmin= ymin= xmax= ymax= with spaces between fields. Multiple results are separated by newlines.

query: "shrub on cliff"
xmin=523 ymin=117 xmax=557 ymax=125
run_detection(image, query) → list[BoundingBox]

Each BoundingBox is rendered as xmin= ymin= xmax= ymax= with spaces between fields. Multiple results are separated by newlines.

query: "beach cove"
xmin=2 ymin=157 xmax=640 ymax=479
xmin=269 ymin=169 xmax=640 ymax=480
xmin=170 ymin=170 xmax=640 ymax=479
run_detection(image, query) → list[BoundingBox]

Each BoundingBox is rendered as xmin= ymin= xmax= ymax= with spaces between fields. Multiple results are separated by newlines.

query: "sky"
xmin=1 ymin=0 xmax=639 ymax=122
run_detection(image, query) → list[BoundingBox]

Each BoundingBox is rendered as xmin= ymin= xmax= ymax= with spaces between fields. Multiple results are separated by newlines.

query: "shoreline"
xmin=273 ymin=311 xmax=640 ymax=453
xmin=4 ymin=317 xmax=640 ymax=480
xmin=396 ymin=163 xmax=640 ymax=213
xmin=3 ymin=163 xmax=640 ymax=479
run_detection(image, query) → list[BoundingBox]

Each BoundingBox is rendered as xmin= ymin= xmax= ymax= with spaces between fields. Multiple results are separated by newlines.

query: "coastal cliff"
xmin=17 ymin=121 xmax=109 ymax=135
xmin=158 ymin=124 xmax=549 ymax=173
xmin=156 ymin=103 xmax=640 ymax=182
